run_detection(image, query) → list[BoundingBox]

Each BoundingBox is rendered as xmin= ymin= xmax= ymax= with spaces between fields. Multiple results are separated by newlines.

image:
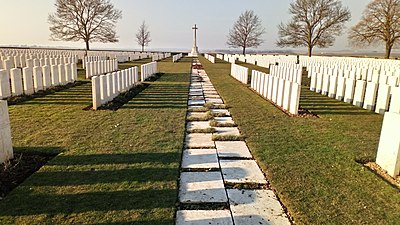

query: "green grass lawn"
xmin=199 ymin=57 xmax=400 ymax=225
xmin=0 ymin=58 xmax=191 ymax=224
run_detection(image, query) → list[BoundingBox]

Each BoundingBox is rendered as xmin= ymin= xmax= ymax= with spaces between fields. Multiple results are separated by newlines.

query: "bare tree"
xmin=136 ymin=21 xmax=152 ymax=52
xmin=227 ymin=10 xmax=265 ymax=55
xmin=349 ymin=0 xmax=400 ymax=59
xmin=277 ymin=0 xmax=351 ymax=57
xmin=48 ymin=0 xmax=122 ymax=51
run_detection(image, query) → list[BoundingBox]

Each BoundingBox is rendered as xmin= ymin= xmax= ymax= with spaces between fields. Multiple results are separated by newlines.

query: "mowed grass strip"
xmin=199 ymin=57 xmax=400 ymax=225
xmin=0 ymin=58 xmax=191 ymax=224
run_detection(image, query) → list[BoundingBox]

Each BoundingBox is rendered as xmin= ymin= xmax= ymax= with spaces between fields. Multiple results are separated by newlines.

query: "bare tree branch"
xmin=226 ymin=10 xmax=266 ymax=55
xmin=48 ymin=0 xmax=122 ymax=51
xmin=136 ymin=21 xmax=152 ymax=52
xmin=277 ymin=0 xmax=351 ymax=56
xmin=348 ymin=0 xmax=400 ymax=58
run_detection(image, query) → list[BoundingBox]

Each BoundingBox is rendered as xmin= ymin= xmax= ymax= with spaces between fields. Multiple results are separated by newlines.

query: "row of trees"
xmin=48 ymin=0 xmax=400 ymax=58
xmin=227 ymin=0 xmax=400 ymax=58
xmin=49 ymin=0 xmax=151 ymax=52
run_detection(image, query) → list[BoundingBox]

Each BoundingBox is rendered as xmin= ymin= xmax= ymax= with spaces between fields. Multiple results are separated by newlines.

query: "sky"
xmin=0 ymin=0 xmax=373 ymax=52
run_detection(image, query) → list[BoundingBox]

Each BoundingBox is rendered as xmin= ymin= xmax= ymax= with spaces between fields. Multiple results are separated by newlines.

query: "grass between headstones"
xmin=0 ymin=58 xmax=191 ymax=224
xmin=198 ymin=57 xmax=400 ymax=225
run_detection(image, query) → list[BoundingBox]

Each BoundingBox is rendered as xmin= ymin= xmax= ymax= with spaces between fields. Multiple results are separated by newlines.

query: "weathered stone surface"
xmin=176 ymin=210 xmax=233 ymax=225
xmin=227 ymin=189 xmax=291 ymax=225
xmin=179 ymin=172 xmax=227 ymax=203
xmin=187 ymin=121 xmax=211 ymax=130
xmin=182 ymin=149 xmax=219 ymax=169
xmin=215 ymin=141 xmax=252 ymax=158
xmin=214 ymin=127 xmax=240 ymax=136
xmin=376 ymin=112 xmax=400 ymax=177
xmin=185 ymin=133 xmax=215 ymax=148
xmin=220 ymin=160 xmax=267 ymax=184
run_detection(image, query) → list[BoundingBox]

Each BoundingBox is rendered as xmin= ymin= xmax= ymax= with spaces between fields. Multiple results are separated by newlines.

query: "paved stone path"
xmin=176 ymin=60 xmax=291 ymax=225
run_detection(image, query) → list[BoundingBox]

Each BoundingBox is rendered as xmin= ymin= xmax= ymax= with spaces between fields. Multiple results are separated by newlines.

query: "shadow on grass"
xmin=300 ymin=87 xmax=375 ymax=116
xmin=47 ymin=152 xmax=180 ymax=166
xmin=0 ymin=189 xmax=174 ymax=216
xmin=0 ymin=151 xmax=180 ymax=221
xmin=7 ymin=81 xmax=91 ymax=106
xmin=18 ymin=82 xmax=93 ymax=105
xmin=122 ymin=75 xmax=189 ymax=109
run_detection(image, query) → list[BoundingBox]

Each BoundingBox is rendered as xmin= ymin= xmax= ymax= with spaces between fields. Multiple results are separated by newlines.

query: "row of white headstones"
xmin=91 ymin=61 xmax=158 ymax=110
xmin=172 ymin=53 xmax=183 ymax=62
xmin=85 ymin=59 xmax=118 ymax=79
xmin=204 ymin=53 xmax=215 ymax=63
xmin=226 ymin=55 xmax=400 ymax=177
xmin=0 ymin=63 xmax=77 ymax=99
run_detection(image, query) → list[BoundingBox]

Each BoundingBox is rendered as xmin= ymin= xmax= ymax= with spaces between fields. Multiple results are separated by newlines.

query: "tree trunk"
xmin=308 ymin=46 xmax=312 ymax=57
xmin=85 ymin=40 xmax=90 ymax=51
xmin=242 ymin=46 xmax=246 ymax=55
xmin=385 ymin=42 xmax=392 ymax=59
xmin=142 ymin=44 xmax=144 ymax=52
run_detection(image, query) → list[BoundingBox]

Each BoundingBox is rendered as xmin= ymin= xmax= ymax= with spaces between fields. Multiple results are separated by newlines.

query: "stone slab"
xmin=185 ymin=133 xmax=215 ymax=148
xmin=214 ymin=127 xmax=240 ymax=136
xmin=187 ymin=121 xmax=211 ymax=130
xmin=188 ymin=100 xmax=206 ymax=106
xmin=220 ymin=160 xmax=267 ymax=184
xmin=187 ymin=112 xmax=208 ymax=119
xmin=227 ymin=189 xmax=291 ymax=225
xmin=182 ymin=149 xmax=219 ymax=169
xmin=206 ymin=98 xmax=224 ymax=104
xmin=214 ymin=117 xmax=234 ymax=124
xmin=179 ymin=172 xmax=227 ymax=203
xmin=210 ymin=109 xmax=231 ymax=116
xmin=176 ymin=210 xmax=233 ymax=225
xmin=215 ymin=141 xmax=252 ymax=158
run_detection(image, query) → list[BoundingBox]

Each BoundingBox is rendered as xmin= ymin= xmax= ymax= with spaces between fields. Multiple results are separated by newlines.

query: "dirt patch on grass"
xmin=0 ymin=152 xmax=57 ymax=199
xmin=364 ymin=162 xmax=400 ymax=190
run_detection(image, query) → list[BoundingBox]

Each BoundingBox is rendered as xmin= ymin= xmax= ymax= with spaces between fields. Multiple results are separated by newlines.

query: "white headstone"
xmin=92 ymin=76 xmax=101 ymax=110
xmin=0 ymin=69 xmax=11 ymax=99
xmin=335 ymin=76 xmax=346 ymax=101
xmin=389 ymin=87 xmax=400 ymax=113
xmin=328 ymin=75 xmax=338 ymax=98
xmin=376 ymin=112 xmax=400 ymax=177
xmin=344 ymin=78 xmax=356 ymax=103
xmin=10 ymin=68 xmax=23 ymax=96
xmin=58 ymin=64 xmax=66 ymax=85
xmin=375 ymin=84 xmax=391 ymax=114
xmin=353 ymin=80 xmax=367 ymax=107
xmin=22 ymin=67 xmax=34 ymax=95
xmin=33 ymin=66 xmax=44 ymax=92
xmin=42 ymin=66 xmax=51 ymax=89
xmin=363 ymin=82 xmax=378 ymax=111
xmin=282 ymin=80 xmax=292 ymax=111
xmin=321 ymin=74 xmax=330 ymax=95
xmin=50 ymin=65 xmax=59 ymax=86
xmin=289 ymin=83 xmax=301 ymax=115
xmin=276 ymin=78 xmax=285 ymax=107
xmin=0 ymin=100 xmax=13 ymax=164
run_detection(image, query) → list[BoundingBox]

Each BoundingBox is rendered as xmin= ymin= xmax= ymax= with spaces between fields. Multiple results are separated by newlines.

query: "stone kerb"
xmin=0 ymin=100 xmax=13 ymax=164
xmin=92 ymin=67 xmax=138 ymax=110
xmin=376 ymin=112 xmax=400 ymax=177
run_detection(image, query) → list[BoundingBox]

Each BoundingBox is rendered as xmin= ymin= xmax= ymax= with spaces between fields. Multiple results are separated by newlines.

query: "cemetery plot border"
xmin=0 ymin=152 xmax=58 ymax=198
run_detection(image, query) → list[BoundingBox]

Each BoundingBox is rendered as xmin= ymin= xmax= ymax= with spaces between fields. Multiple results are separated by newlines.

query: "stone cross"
xmin=192 ymin=24 xmax=198 ymax=48
xmin=189 ymin=24 xmax=199 ymax=57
